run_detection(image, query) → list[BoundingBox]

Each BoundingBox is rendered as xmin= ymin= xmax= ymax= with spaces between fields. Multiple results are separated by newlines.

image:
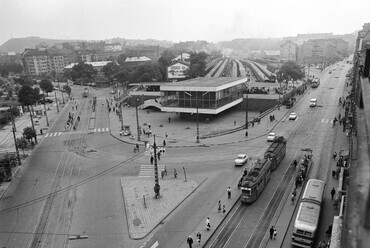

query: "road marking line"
xmin=58 ymin=132 xmax=61 ymax=136
xmin=45 ymin=133 xmax=50 ymax=137
xmin=94 ymin=128 xmax=96 ymax=132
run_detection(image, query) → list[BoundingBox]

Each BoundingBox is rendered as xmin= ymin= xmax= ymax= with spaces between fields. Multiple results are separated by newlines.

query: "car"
xmin=329 ymin=70 xmax=332 ymax=74
xmin=110 ymin=90 xmax=116 ymax=94
xmin=289 ymin=112 xmax=297 ymax=120
xmin=38 ymin=99 xmax=53 ymax=104
xmin=267 ymin=132 xmax=277 ymax=142
xmin=235 ymin=154 xmax=248 ymax=166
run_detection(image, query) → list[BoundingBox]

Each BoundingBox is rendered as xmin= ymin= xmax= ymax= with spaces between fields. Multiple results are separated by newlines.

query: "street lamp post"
xmin=135 ymin=99 xmax=141 ymax=141
xmin=10 ymin=107 xmax=21 ymax=165
xmin=243 ymin=92 xmax=248 ymax=129
xmin=54 ymin=91 xmax=59 ymax=113
xmin=153 ymin=135 xmax=160 ymax=198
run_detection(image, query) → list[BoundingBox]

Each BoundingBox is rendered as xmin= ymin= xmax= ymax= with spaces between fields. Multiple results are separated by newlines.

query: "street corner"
xmin=120 ymin=176 xmax=205 ymax=239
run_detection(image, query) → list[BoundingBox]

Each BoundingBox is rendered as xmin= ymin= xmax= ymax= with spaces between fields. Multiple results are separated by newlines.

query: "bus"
xmin=292 ymin=179 xmax=325 ymax=247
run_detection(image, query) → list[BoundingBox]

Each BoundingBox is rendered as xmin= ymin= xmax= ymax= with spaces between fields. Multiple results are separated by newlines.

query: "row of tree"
xmin=0 ymin=62 xmax=23 ymax=77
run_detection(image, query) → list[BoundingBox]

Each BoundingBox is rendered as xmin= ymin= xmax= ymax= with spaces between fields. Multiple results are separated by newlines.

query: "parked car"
xmin=267 ymin=132 xmax=277 ymax=142
xmin=289 ymin=112 xmax=297 ymax=120
xmin=235 ymin=154 xmax=249 ymax=166
xmin=38 ymin=99 xmax=53 ymax=104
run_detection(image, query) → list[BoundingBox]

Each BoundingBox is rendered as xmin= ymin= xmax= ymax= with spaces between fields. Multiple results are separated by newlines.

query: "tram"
xmin=264 ymin=136 xmax=287 ymax=170
xmin=82 ymin=87 xmax=89 ymax=97
xmin=240 ymin=158 xmax=272 ymax=203
xmin=292 ymin=179 xmax=325 ymax=247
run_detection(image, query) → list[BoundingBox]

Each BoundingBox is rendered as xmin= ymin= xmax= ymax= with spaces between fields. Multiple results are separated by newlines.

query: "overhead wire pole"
xmin=135 ymin=99 xmax=141 ymax=141
xmin=10 ymin=107 xmax=21 ymax=165
xmin=29 ymin=105 xmax=37 ymax=143
xmin=153 ymin=135 xmax=160 ymax=198
xmin=54 ymin=91 xmax=59 ymax=113
xmin=43 ymin=95 xmax=49 ymax=127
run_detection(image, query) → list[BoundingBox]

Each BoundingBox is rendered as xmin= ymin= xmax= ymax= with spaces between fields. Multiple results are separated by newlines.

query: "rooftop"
xmin=64 ymin=61 xmax=112 ymax=69
xmin=125 ymin=56 xmax=151 ymax=63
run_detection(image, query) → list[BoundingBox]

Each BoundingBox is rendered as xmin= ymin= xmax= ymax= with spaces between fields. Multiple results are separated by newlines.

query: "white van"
xmin=310 ymin=99 xmax=317 ymax=107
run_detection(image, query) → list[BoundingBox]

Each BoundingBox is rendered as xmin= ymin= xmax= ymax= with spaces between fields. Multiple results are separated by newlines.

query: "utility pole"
xmin=119 ymin=102 xmax=123 ymax=131
xmin=29 ymin=106 xmax=37 ymax=143
xmin=135 ymin=99 xmax=141 ymax=141
xmin=153 ymin=135 xmax=160 ymax=198
xmin=54 ymin=91 xmax=59 ymax=113
xmin=196 ymin=104 xmax=199 ymax=143
xmin=43 ymin=95 xmax=49 ymax=127
xmin=10 ymin=107 xmax=21 ymax=165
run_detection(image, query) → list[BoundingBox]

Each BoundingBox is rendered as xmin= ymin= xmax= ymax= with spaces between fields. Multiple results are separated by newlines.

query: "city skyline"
xmin=1 ymin=0 xmax=369 ymax=46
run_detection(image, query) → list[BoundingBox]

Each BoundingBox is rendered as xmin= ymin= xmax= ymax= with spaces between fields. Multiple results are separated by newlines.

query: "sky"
xmin=0 ymin=0 xmax=369 ymax=45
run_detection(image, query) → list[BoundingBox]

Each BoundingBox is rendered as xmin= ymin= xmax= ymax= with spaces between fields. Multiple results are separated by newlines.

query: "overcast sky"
xmin=1 ymin=0 xmax=369 ymax=45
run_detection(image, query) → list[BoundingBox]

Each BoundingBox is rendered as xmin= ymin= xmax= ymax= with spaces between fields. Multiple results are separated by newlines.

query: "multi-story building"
xmin=22 ymin=49 xmax=50 ymax=76
xmin=125 ymin=56 xmax=151 ymax=67
xmin=297 ymin=39 xmax=336 ymax=65
xmin=22 ymin=48 xmax=76 ymax=76
xmin=280 ymin=41 xmax=298 ymax=62
xmin=125 ymin=45 xmax=163 ymax=61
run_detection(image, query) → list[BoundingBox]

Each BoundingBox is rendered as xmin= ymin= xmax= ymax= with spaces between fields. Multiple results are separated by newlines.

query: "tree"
xmin=278 ymin=61 xmax=305 ymax=81
xmin=39 ymin=79 xmax=54 ymax=96
xmin=188 ymin=52 xmax=208 ymax=78
xmin=14 ymin=75 xmax=35 ymax=87
xmin=70 ymin=62 xmax=97 ymax=82
xmin=63 ymin=85 xmax=71 ymax=95
xmin=18 ymin=85 xmax=38 ymax=106
xmin=129 ymin=63 xmax=162 ymax=83
xmin=102 ymin=62 xmax=120 ymax=82
xmin=117 ymin=53 xmax=127 ymax=66
xmin=16 ymin=137 xmax=28 ymax=156
xmin=0 ymin=153 xmax=17 ymax=181
xmin=23 ymin=127 xmax=36 ymax=142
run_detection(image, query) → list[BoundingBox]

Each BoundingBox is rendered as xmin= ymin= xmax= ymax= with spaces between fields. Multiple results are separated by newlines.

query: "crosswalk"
xmin=282 ymin=117 xmax=334 ymax=124
xmin=91 ymin=127 xmax=110 ymax=133
xmin=44 ymin=132 xmax=62 ymax=138
xmin=139 ymin=165 xmax=167 ymax=178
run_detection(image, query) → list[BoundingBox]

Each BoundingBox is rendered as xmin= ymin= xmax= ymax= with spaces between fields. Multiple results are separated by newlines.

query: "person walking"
xmin=150 ymin=156 xmax=154 ymax=165
xmin=331 ymin=187 xmax=336 ymax=200
xmin=269 ymin=226 xmax=274 ymax=239
xmin=187 ymin=236 xmax=194 ymax=248
xmin=206 ymin=217 xmax=211 ymax=230
xmin=174 ymin=169 xmax=177 ymax=178
xmin=227 ymin=187 xmax=231 ymax=199
xmin=168 ymin=116 xmax=171 ymax=123
xmin=234 ymin=120 xmax=236 ymax=126
xmin=163 ymin=139 xmax=166 ymax=147
xmin=218 ymin=200 xmax=221 ymax=212
xmin=273 ymin=228 xmax=277 ymax=239
xmin=333 ymin=151 xmax=337 ymax=160
xmin=196 ymin=232 xmax=201 ymax=246
xmin=245 ymin=131 xmax=248 ymax=137
xmin=222 ymin=205 xmax=226 ymax=215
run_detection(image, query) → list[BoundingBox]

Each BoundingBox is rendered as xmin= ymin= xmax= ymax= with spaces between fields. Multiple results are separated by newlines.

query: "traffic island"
xmin=120 ymin=176 xmax=206 ymax=239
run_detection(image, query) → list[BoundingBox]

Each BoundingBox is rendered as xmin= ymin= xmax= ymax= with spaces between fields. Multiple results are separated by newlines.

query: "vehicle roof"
xmin=237 ymin=154 xmax=247 ymax=157
xmin=302 ymin=179 xmax=324 ymax=204
xmin=294 ymin=202 xmax=321 ymax=232
xmin=268 ymin=132 xmax=276 ymax=135
xmin=310 ymin=98 xmax=317 ymax=101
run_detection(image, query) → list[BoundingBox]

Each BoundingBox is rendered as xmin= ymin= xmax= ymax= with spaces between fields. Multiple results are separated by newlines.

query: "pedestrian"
xmin=196 ymin=232 xmax=201 ymax=246
xmin=161 ymin=170 xmax=164 ymax=178
xmin=291 ymin=193 xmax=295 ymax=204
xmin=148 ymin=123 xmax=151 ymax=129
xmin=163 ymin=139 xmax=166 ymax=147
xmin=227 ymin=187 xmax=231 ymax=199
xmin=273 ymin=228 xmax=277 ymax=239
xmin=333 ymin=151 xmax=337 ymax=160
xmin=218 ymin=200 xmax=221 ymax=212
xmin=293 ymin=160 xmax=297 ymax=167
xmin=331 ymin=187 xmax=336 ymax=200
xmin=222 ymin=205 xmax=226 ymax=215
xmin=206 ymin=217 xmax=211 ymax=230
xmin=269 ymin=226 xmax=274 ymax=239
xmin=234 ymin=120 xmax=236 ymax=126
xmin=157 ymin=151 xmax=161 ymax=160
xmin=150 ymin=156 xmax=154 ymax=165
xmin=293 ymin=188 xmax=297 ymax=197
xmin=168 ymin=117 xmax=171 ymax=123
xmin=174 ymin=169 xmax=177 ymax=178
xmin=245 ymin=131 xmax=248 ymax=137
xmin=187 ymin=236 xmax=194 ymax=248
xmin=164 ymin=165 xmax=167 ymax=176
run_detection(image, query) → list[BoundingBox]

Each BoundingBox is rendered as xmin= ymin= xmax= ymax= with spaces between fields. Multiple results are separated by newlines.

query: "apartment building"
xmin=280 ymin=41 xmax=298 ymax=62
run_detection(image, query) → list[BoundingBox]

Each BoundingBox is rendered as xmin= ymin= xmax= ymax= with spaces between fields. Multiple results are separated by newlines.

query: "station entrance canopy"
xmin=160 ymin=77 xmax=249 ymax=115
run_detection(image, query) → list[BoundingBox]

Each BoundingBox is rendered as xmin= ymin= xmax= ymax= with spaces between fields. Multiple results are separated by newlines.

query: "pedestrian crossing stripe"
xmin=139 ymin=165 xmax=167 ymax=177
xmin=321 ymin=119 xmax=333 ymax=123
xmin=92 ymin=128 xmax=109 ymax=132
xmin=45 ymin=132 xmax=62 ymax=138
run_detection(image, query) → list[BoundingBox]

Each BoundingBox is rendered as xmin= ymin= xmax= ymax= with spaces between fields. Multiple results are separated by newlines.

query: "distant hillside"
xmin=0 ymin=36 xmax=76 ymax=53
xmin=0 ymin=36 xmax=174 ymax=53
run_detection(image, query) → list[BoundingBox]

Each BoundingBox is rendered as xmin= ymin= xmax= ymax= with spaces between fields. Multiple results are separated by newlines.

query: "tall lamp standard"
xmin=135 ymin=99 xmax=141 ymax=141
xmin=243 ymin=77 xmax=250 ymax=129
xmin=153 ymin=135 xmax=160 ymax=198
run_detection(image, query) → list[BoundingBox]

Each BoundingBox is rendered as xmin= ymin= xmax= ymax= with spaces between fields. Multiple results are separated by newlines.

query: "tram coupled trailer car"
xmin=240 ymin=158 xmax=272 ymax=203
xmin=292 ymin=179 xmax=325 ymax=247
xmin=264 ymin=136 xmax=287 ymax=170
